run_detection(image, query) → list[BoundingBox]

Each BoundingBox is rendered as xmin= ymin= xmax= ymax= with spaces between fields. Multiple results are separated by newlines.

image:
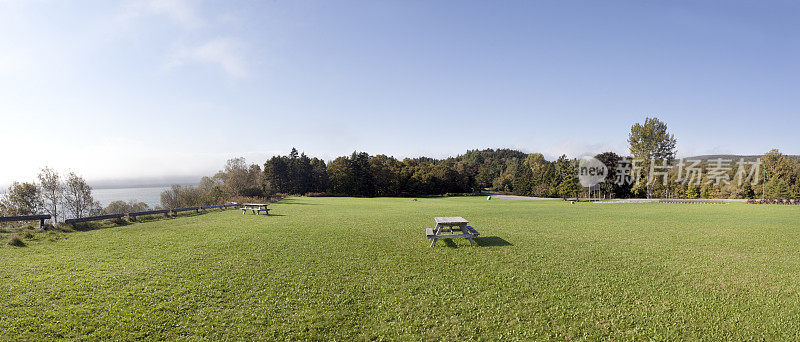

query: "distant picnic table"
xmin=426 ymin=216 xmax=479 ymax=247
xmin=241 ymin=203 xmax=270 ymax=215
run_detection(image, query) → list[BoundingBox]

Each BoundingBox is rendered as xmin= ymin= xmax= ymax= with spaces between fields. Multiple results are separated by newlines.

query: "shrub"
xmin=7 ymin=234 xmax=25 ymax=247
xmin=444 ymin=192 xmax=481 ymax=197
xmin=104 ymin=200 xmax=150 ymax=214
xmin=19 ymin=229 xmax=34 ymax=239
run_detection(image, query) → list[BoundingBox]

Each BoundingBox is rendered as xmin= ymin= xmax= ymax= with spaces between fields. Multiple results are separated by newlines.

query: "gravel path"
xmin=483 ymin=193 xmax=749 ymax=203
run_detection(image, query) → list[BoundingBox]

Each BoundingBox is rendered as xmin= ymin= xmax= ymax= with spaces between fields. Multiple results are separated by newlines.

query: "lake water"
xmin=92 ymin=187 xmax=169 ymax=209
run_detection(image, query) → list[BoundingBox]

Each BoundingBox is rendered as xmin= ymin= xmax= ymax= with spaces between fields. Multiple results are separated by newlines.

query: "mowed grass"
xmin=1 ymin=197 xmax=800 ymax=340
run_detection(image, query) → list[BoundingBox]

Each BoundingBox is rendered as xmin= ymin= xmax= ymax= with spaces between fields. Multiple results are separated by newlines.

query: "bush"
xmin=444 ymin=192 xmax=481 ymax=197
xmin=104 ymin=200 xmax=150 ymax=214
xmin=19 ymin=229 xmax=34 ymax=239
xmin=7 ymin=234 xmax=25 ymax=247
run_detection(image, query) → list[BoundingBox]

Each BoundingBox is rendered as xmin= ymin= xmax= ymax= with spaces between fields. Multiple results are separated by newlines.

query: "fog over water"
xmin=91 ymin=187 xmax=170 ymax=209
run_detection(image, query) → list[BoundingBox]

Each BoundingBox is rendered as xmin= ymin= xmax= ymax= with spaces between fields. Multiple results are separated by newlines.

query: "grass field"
xmin=1 ymin=197 xmax=800 ymax=340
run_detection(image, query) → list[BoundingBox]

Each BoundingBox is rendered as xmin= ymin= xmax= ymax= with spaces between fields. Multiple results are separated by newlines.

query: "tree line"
xmin=159 ymin=118 xmax=799 ymax=203
xmin=254 ymin=118 xmax=799 ymax=200
xmin=0 ymin=167 xmax=100 ymax=222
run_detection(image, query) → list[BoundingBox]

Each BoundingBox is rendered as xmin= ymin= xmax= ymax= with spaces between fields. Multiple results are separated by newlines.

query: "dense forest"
xmin=251 ymin=118 xmax=799 ymax=200
xmin=256 ymin=148 xmax=799 ymax=200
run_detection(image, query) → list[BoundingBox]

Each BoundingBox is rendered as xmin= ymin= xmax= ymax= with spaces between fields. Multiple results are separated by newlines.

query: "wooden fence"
xmin=1 ymin=203 xmax=241 ymax=226
xmin=128 ymin=209 xmax=170 ymax=220
xmin=61 ymin=203 xmax=240 ymax=225
xmin=0 ymin=214 xmax=51 ymax=229
xmin=64 ymin=213 xmax=125 ymax=224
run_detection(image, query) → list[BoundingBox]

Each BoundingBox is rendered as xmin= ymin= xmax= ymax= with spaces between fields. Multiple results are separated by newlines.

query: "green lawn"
xmin=2 ymin=197 xmax=800 ymax=340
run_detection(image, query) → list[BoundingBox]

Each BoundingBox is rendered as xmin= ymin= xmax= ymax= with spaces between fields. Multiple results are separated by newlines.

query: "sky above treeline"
xmin=1 ymin=0 xmax=798 ymax=187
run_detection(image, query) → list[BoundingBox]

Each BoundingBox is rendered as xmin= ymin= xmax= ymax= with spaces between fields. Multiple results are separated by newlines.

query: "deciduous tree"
xmin=38 ymin=167 xmax=63 ymax=222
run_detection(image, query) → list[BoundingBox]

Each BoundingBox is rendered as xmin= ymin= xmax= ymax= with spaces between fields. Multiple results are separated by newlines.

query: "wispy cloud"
xmin=168 ymin=38 xmax=248 ymax=78
xmin=116 ymin=1 xmax=248 ymax=79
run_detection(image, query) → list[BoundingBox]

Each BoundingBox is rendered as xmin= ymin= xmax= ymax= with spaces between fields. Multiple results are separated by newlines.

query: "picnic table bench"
xmin=241 ymin=203 xmax=270 ymax=215
xmin=426 ymin=216 xmax=479 ymax=247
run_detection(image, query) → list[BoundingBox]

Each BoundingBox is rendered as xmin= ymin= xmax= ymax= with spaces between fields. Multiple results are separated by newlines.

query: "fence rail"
xmin=65 ymin=213 xmax=125 ymax=224
xmin=201 ymin=204 xmax=225 ymax=210
xmin=0 ymin=214 xmax=51 ymax=229
xmin=128 ymin=209 xmax=170 ymax=219
xmin=171 ymin=206 xmax=202 ymax=214
xmin=6 ymin=203 xmax=240 ymax=227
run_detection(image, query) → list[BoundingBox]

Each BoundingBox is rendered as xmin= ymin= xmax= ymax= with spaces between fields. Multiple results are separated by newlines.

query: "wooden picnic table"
xmin=241 ymin=203 xmax=270 ymax=215
xmin=426 ymin=216 xmax=479 ymax=247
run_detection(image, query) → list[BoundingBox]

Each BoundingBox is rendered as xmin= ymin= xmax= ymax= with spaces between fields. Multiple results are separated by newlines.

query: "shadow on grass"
xmin=436 ymin=236 xmax=513 ymax=248
xmin=475 ymin=236 xmax=513 ymax=247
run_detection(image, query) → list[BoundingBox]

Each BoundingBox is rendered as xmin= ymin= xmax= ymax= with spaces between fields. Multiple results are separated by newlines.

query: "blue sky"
xmin=1 ymin=0 xmax=798 ymax=186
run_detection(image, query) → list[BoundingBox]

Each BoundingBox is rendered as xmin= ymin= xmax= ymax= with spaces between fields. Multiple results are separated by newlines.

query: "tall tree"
xmin=294 ymin=152 xmax=313 ymax=194
xmin=351 ymin=152 xmax=375 ymax=196
xmin=370 ymin=155 xmax=402 ymax=196
xmin=763 ymin=149 xmax=798 ymax=186
xmin=327 ymin=156 xmax=355 ymax=195
xmin=219 ymin=157 xmax=252 ymax=197
xmin=557 ymin=174 xmax=582 ymax=199
xmin=310 ymin=158 xmax=329 ymax=193
xmin=527 ymin=153 xmax=556 ymax=197
xmin=594 ymin=152 xmax=630 ymax=198
xmin=263 ymin=156 xmax=290 ymax=194
xmin=198 ymin=176 xmax=226 ymax=204
xmin=628 ymin=118 xmax=677 ymax=162
xmin=628 ymin=117 xmax=677 ymax=198
xmin=63 ymin=172 xmax=99 ymax=219
xmin=38 ymin=167 xmax=63 ymax=222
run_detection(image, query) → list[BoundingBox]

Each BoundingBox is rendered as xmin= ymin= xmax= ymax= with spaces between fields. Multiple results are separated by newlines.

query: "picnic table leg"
xmin=464 ymin=225 xmax=476 ymax=245
xmin=457 ymin=224 xmax=474 ymax=245
xmin=429 ymin=223 xmax=442 ymax=247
